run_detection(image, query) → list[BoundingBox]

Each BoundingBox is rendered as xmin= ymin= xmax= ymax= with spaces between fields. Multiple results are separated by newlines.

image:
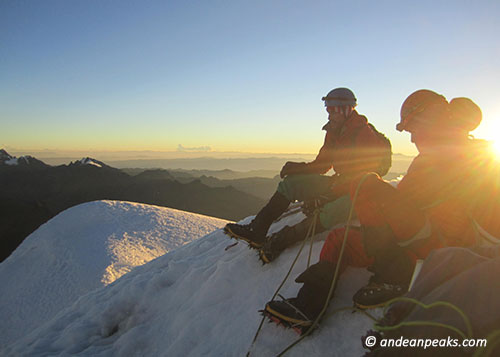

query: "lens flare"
xmin=493 ymin=140 xmax=500 ymax=159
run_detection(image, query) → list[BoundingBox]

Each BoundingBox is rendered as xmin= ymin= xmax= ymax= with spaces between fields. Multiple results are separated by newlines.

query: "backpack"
xmin=353 ymin=123 xmax=393 ymax=177
xmin=371 ymin=123 xmax=393 ymax=177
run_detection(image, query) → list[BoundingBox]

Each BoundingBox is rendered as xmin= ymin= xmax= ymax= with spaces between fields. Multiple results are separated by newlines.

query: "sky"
xmin=1 ymin=0 xmax=499 ymax=157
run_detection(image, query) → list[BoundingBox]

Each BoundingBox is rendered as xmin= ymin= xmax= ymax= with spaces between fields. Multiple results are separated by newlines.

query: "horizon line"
xmin=4 ymin=147 xmax=415 ymax=159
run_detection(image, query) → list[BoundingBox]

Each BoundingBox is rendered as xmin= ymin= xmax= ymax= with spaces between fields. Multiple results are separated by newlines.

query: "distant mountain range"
xmin=123 ymin=168 xmax=282 ymax=200
xmin=0 ymin=149 xmax=412 ymax=262
xmin=0 ymin=149 xmax=267 ymax=262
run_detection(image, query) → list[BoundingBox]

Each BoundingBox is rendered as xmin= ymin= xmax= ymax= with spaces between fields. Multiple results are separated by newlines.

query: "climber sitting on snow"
xmin=264 ymin=89 xmax=500 ymax=328
xmin=224 ymin=87 xmax=391 ymax=263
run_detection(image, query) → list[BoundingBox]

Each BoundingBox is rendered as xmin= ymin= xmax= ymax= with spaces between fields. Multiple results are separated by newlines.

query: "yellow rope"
xmin=378 ymin=296 xmax=473 ymax=338
xmin=473 ymin=329 xmax=500 ymax=357
xmin=307 ymin=210 xmax=318 ymax=268
xmin=276 ymin=172 xmax=373 ymax=357
xmin=246 ymin=209 xmax=320 ymax=357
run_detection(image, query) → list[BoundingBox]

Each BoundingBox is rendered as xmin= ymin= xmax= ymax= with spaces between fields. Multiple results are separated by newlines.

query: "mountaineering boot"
xmin=224 ymin=191 xmax=290 ymax=249
xmin=224 ymin=222 xmax=265 ymax=249
xmin=353 ymin=280 xmax=408 ymax=309
xmin=259 ymin=215 xmax=326 ymax=263
xmin=265 ymin=298 xmax=314 ymax=332
xmin=353 ymin=224 xmax=414 ymax=309
xmin=265 ymin=261 xmax=336 ymax=328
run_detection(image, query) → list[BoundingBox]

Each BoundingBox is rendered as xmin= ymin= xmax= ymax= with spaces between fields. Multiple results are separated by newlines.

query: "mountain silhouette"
xmin=0 ymin=150 xmax=265 ymax=261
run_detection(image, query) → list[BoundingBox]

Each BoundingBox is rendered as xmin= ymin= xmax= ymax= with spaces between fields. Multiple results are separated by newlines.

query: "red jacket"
xmin=302 ymin=111 xmax=388 ymax=177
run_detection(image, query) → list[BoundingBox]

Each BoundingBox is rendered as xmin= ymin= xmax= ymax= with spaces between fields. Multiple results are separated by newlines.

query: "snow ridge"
xmin=2 ymin=204 xmax=376 ymax=356
xmin=0 ymin=200 xmax=228 ymax=348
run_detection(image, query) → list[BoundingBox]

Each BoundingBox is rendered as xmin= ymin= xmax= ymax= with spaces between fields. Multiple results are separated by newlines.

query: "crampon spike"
xmin=260 ymin=310 xmax=306 ymax=335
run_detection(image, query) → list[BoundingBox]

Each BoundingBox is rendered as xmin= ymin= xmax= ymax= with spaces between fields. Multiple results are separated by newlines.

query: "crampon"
xmin=260 ymin=309 xmax=313 ymax=335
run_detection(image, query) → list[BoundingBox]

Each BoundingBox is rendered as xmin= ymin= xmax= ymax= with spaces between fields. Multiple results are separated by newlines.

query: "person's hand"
xmin=280 ymin=161 xmax=305 ymax=178
xmin=302 ymin=194 xmax=335 ymax=217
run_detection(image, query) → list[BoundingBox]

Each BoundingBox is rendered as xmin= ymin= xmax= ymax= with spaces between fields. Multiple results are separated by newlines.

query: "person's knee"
xmin=277 ymin=176 xmax=296 ymax=199
xmin=277 ymin=174 xmax=312 ymax=201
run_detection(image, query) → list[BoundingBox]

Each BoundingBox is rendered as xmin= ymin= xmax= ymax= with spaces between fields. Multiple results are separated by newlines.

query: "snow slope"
xmin=2 ymin=206 xmax=377 ymax=356
xmin=0 ymin=200 xmax=228 ymax=348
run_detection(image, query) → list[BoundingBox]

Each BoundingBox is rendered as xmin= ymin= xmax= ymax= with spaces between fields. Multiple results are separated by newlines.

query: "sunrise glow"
xmin=492 ymin=140 xmax=500 ymax=159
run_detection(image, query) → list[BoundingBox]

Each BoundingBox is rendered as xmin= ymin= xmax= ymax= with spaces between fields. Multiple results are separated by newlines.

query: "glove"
xmin=302 ymin=194 xmax=337 ymax=217
xmin=280 ymin=161 xmax=306 ymax=178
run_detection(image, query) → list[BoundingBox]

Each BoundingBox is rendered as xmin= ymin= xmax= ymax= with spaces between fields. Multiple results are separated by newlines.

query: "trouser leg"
xmin=293 ymin=261 xmax=337 ymax=319
xmin=351 ymin=174 xmax=425 ymax=284
xmin=277 ymin=174 xmax=333 ymax=202
xmin=250 ymin=191 xmax=291 ymax=235
xmin=319 ymin=227 xmax=374 ymax=271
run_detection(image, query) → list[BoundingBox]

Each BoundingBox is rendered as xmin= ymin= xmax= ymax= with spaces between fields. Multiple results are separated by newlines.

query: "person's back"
xmin=327 ymin=111 xmax=391 ymax=177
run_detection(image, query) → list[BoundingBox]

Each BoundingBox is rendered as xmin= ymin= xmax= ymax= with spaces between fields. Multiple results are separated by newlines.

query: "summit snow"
xmin=74 ymin=157 xmax=107 ymax=168
xmin=0 ymin=201 xmax=228 ymax=348
xmin=1 ymin=201 xmax=376 ymax=356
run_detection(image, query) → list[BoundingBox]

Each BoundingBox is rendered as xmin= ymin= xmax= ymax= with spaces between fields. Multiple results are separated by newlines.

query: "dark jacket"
xmin=297 ymin=111 xmax=389 ymax=177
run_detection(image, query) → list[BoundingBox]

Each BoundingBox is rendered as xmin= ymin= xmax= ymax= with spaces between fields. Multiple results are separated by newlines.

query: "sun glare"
xmin=493 ymin=140 xmax=500 ymax=159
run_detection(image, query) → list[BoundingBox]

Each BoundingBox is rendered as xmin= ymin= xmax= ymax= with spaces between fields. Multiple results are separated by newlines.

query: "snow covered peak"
xmin=0 ymin=148 xmax=13 ymax=162
xmin=0 ymin=149 xmax=17 ymax=165
xmin=0 ymin=200 xmax=228 ymax=348
xmin=0 ymin=149 xmax=48 ymax=167
xmin=77 ymin=157 xmax=105 ymax=168
xmin=9 ymin=155 xmax=35 ymax=165
xmin=1 ymin=204 xmax=374 ymax=356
